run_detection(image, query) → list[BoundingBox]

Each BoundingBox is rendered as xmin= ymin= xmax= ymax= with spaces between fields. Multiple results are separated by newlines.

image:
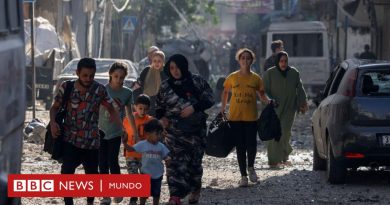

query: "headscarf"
xmin=274 ymin=51 xmax=291 ymax=78
xmin=143 ymin=66 xmax=162 ymax=97
xmin=164 ymin=54 xmax=200 ymax=99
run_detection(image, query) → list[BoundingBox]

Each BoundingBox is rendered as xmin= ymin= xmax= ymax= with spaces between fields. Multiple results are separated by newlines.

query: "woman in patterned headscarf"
xmin=155 ymin=54 xmax=214 ymax=205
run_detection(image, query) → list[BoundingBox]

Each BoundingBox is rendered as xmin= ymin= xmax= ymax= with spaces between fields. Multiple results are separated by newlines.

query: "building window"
xmin=273 ymin=33 xmax=324 ymax=57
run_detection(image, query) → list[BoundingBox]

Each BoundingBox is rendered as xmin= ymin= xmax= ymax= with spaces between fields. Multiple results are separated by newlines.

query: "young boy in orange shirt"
xmin=122 ymin=94 xmax=153 ymax=205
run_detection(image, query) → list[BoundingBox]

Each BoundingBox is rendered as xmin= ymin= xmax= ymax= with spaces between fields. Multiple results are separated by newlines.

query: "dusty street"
xmin=21 ymin=104 xmax=390 ymax=205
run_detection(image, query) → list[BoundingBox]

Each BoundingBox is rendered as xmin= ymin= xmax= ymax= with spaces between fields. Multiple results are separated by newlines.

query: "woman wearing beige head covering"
xmin=137 ymin=50 xmax=168 ymax=116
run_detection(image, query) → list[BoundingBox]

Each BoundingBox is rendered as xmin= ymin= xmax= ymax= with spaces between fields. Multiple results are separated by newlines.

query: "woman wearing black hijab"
xmin=156 ymin=54 xmax=214 ymax=205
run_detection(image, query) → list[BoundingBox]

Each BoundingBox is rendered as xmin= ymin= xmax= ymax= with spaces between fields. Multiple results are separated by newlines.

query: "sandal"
xmin=188 ymin=190 xmax=201 ymax=204
xmin=168 ymin=196 xmax=182 ymax=205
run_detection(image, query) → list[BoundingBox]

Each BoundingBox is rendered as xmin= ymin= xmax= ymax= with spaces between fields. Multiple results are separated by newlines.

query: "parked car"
xmin=312 ymin=59 xmax=390 ymax=184
xmin=53 ymin=58 xmax=138 ymax=99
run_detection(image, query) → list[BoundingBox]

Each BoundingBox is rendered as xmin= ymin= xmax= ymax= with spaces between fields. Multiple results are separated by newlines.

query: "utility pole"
xmin=102 ymin=0 xmax=112 ymax=58
xmin=87 ymin=12 xmax=94 ymax=57
xmin=336 ymin=4 xmax=340 ymax=63
xmin=30 ymin=1 xmax=36 ymax=119
xmin=85 ymin=0 xmax=96 ymax=57
xmin=344 ymin=16 xmax=348 ymax=60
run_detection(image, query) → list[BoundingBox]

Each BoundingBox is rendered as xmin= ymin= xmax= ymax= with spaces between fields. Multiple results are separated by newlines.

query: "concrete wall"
xmin=347 ymin=28 xmax=371 ymax=59
xmin=369 ymin=3 xmax=390 ymax=60
xmin=379 ymin=5 xmax=390 ymax=60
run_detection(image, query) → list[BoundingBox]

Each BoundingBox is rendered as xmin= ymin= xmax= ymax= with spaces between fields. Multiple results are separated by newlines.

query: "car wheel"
xmin=326 ymin=139 xmax=346 ymax=184
xmin=313 ymin=139 xmax=326 ymax=171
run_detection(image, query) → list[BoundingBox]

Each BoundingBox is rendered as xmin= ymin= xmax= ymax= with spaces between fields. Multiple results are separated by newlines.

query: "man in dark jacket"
xmin=359 ymin=44 xmax=376 ymax=60
xmin=263 ymin=40 xmax=284 ymax=72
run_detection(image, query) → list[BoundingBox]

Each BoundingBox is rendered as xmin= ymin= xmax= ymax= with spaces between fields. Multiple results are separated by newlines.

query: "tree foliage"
xmin=119 ymin=0 xmax=217 ymax=34
xmin=113 ymin=0 xmax=217 ymax=60
xmin=145 ymin=0 xmax=218 ymax=34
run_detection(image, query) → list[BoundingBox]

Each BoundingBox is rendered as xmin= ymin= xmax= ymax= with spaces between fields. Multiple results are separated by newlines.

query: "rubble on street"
xmin=22 ymin=105 xmax=390 ymax=205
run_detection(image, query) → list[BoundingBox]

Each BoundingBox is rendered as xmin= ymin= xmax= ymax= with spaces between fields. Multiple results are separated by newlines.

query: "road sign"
xmin=122 ymin=16 xmax=137 ymax=32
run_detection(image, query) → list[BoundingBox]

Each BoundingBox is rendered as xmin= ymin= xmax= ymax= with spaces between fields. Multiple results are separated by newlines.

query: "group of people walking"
xmin=49 ymin=41 xmax=307 ymax=205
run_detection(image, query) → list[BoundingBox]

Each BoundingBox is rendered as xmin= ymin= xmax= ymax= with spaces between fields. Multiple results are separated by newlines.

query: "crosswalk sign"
xmin=122 ymin=16 xmax=137 ymax=32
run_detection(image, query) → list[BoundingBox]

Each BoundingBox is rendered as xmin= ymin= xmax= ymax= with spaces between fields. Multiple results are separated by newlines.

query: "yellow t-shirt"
xmin=224 ymin=71 xmax=264 ymax=121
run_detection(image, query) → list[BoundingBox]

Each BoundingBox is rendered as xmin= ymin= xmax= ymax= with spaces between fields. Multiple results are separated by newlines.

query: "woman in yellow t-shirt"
xmin=221 ymin=48 xmax=271 ymax=187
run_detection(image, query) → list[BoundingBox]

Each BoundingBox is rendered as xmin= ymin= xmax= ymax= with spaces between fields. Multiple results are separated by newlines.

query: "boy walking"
xmin=123 ymin=94 xmax=153 ymax=204
xmin=124 ymin=119 xmax=170 ymax=205
xmin=49 ymin=58 xmax=123 ymax=205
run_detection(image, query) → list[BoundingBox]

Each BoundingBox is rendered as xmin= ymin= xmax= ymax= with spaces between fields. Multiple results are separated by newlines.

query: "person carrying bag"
xmin=43 ymin=80 xmax=74 ymax=162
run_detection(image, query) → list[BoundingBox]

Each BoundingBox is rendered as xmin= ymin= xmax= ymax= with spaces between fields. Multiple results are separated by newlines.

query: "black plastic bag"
xmin=205 ymin=113 xmax=234 ymax=158
xmin=257 ymin=104 xmax=282 ymax=142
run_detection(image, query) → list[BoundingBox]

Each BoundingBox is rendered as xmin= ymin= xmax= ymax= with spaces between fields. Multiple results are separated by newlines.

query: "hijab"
xmin=274 ymin=51 xmax=291 ymax=78
xmin=143 ymin=65 xmax=162 ymax=96
xmin=164 ymin=54 xmax=200 ymax=99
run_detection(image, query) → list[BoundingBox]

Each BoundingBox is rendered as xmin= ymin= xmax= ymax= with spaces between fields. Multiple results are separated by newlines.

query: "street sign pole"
xmin=30 ymin=1 xmax=36 ymax=119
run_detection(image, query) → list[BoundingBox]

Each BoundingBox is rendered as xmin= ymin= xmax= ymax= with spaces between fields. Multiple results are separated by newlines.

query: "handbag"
xmin=205 ymin=113 xmax=234 ymax=158
xmin=43 ymin=81 xmax=74 ymax=162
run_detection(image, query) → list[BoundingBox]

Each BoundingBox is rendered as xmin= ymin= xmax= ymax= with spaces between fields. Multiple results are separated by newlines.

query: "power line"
xmin=110 ymin=0 xmax=130 ymax=13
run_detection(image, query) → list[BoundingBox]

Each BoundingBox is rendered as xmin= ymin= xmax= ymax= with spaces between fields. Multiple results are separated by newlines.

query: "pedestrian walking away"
xmin=155 ymin=54 xmax=215 ymax=205
xmin=221 ymin=48 xmax=271 ymax=187
xmin=263 ymin=51 xmax=308 ymax=169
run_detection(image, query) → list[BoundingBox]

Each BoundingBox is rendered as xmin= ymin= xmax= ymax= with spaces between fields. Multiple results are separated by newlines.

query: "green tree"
xmin=118 ymin=0 xmax=217 ymax=60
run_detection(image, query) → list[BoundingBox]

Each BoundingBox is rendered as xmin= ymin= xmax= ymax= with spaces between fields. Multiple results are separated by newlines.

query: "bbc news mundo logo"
xmin=8 ymin=174 xmax=150 ymax=197
xmin=14 ymin=180 xmax=54 ymax=192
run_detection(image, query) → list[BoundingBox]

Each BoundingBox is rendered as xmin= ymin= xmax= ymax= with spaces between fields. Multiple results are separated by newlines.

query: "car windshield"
xmin=360 ymin=70 xmax=390 ymax=96
xmin=61 ymin=59 xmax=137 ymax=78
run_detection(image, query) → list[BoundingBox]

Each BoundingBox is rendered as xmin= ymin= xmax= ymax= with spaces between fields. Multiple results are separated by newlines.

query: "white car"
xmin=53 ymin=58 xmax=138 ymax=99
